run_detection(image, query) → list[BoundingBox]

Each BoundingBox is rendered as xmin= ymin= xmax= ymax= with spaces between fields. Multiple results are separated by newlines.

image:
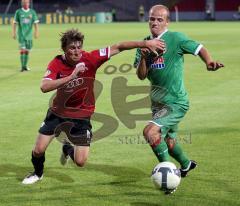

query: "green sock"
xmin=23 ymin=54 xmax=29 ymax=68
xmin=20 ymin=54 xmax=24 ymax=69
xmin=151 ymin=140 xmax=170 ymax=162
xmin=169 ymin=142 xmax=190 ymax=169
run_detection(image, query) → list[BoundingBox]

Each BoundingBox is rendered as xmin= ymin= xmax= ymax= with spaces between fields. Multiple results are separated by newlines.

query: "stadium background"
xmin=0 ymin=0 xmax=240 ymax=24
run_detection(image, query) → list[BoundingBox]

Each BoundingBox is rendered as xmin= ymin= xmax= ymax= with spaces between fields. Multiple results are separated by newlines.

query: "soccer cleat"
xmin=60 ymin=151 xmax=69 ymax=166
xmin=20 ymin=67 xmax=30 ymax=72
xmin=180 ymin=160 xmax=197 ymax=177
xmin=60 ymin=144 xmax=70 ymax=165
xmin=22 ymin=172 xmax=43 ymax=185
xmin=24 ymin=67 xmax=30 ymax=71
xmin=165 ymin=188 xmax=177 ymax=195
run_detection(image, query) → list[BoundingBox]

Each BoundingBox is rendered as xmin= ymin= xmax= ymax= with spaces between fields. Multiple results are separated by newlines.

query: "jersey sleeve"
xmin=32 ymin=9 xmax=39 ymax=23
xmin=133 ymin=48 xmax=142 ymax=68
xmin=89 ymin=47 xmax=110 ymax=69
xmin=43 ymin=59 xmax=59 ymax=80
xmin=178 ymin=32 xmax=203 ymax=56
xmin=13 ymin=10 xmax=19 ymax=23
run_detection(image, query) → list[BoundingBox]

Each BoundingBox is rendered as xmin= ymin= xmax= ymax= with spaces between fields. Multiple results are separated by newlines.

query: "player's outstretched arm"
xmin=109 ymin=39 xmax=165 ymax=57
xmin=198 ymin=47 xmax=224 ymax=71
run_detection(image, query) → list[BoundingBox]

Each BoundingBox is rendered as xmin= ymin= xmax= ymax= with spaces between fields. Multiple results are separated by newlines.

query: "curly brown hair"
xmin=60 ymin=29 xmax=84 ymax=51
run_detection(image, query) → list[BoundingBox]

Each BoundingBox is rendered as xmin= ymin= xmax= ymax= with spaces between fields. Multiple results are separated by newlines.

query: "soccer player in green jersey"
xmin=134 ymin=5 xmax=224 ymax=179
xmin=12 ymin=0 xmax=39 ymax=72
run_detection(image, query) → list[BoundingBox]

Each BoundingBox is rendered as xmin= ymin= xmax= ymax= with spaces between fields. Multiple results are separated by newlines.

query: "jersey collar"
xmin=152 ymin=29 xmax=168 ymax=39
xmin=21 ymin=8 xmax=30 ymax=12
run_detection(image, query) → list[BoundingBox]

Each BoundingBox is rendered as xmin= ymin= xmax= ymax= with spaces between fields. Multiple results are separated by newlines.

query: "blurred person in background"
xmin=111 ymin=8 xmax=117 ymax=22
xmin=65 ymin=6 xmax=74 ymax=15
xmin=233 ymin=5 xmax=240 ymax=20
xmin=12 ymin=0 xmax=39 ymax=72
xmin=138 ymin=5 xmax=145 ymax=22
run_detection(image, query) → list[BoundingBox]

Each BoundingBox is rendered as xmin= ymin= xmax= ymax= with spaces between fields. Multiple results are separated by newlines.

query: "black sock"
xmin=63 ymin=144 xmax=74 ymax=161
xmin=31 ymin=152 xmax=45 ymax=177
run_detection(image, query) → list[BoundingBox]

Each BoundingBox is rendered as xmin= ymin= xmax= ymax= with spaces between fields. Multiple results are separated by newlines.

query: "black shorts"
xmin=39 ymin=109 xmax=92 ymax=146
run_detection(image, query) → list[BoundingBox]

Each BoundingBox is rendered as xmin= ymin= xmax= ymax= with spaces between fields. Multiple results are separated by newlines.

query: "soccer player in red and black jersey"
xmin=22 ymin=29 xmax=165 ymax=184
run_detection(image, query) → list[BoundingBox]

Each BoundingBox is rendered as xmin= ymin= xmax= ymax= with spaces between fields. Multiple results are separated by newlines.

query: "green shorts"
xmin=150 ymin=102 xmax=189 ymax=139
xmin=18 ymin=39 xmax=33 ymax=50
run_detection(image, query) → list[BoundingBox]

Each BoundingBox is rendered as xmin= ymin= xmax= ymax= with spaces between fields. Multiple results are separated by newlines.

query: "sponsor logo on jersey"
xmin=65 ymin=77 xmax=84 ymax=90
xmin=99 ymin=48 xmax=107 ymax=56
xmin=150 ymin=57 xmax=165 ymax=69
xmin=23 ymin=18 xmax=30 ymax=24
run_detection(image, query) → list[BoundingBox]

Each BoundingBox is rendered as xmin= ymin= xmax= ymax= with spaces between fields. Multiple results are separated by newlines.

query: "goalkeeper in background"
xmin=12 ymin=0 xmax=39 ymax=72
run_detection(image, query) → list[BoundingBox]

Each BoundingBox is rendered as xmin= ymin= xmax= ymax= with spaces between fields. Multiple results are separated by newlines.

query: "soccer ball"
xmin=151 ymin=162 xmax=181 ymax=191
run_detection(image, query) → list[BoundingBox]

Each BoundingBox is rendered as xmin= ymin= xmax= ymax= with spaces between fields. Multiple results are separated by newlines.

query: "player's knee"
xmin=143 ymin=126 xmax=158 ymax=139
xmin=75 ymin=158 xmax=87 ymax=167
xmin=143 ymin=126 xmax=161 ymax=145
xmin=143 ymin=126 xmax=150 ymax=139
xmin=32 ymin=148 xmax=45 ymax=157
xmin=75 ymin=160 xmax=86 ymax=167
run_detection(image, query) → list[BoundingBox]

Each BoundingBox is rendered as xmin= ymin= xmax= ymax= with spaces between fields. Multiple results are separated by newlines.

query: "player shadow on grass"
xmin=0 ymin=164 xmax=74 ymax=183
xmin=0 ymin=71 xmax=21 ymax=82
xmin=84 ymin=163 xmax=148 ymax=185
xmin=131 ymin=203 xmax=163 ymax=206
xmin=0 ymin=163 xmax=148 ymax=185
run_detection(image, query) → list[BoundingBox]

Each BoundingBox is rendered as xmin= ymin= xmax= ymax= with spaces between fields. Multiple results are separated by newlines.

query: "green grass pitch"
xmin=0 ymin=22 xmax=239 ymax=206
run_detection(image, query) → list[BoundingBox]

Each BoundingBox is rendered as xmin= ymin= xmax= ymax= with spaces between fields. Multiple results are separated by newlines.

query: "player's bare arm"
xmin=110 ymin=39 xmax=165 ymax=57
xmin=198 ymin=47 xmax=224 ymax=71
xmin=136 ymin=50 xmax=149 ymax=80
xmin=41 ymin=76 xmax=71 ymax=93
xmin=12 ymin=23 xmax=17 ymax=39
xmin=34 ymin=23 xmax=39 ymax=39
xmin=40 ymin=65 xmax=86 ymax=93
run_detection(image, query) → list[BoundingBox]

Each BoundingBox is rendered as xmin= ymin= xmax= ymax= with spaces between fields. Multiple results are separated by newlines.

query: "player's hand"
xmin=12 ymin=33 xmax=16 ymax=40
xmin=145 ymin=39 xmax=165 ymax=57
xmin=207 ymin=61 xmax=224 ymax=71
xmin=140 ymin=48 xmax=150 ymax=58
xmin=70 ymin=63 xmax=88 ymax=79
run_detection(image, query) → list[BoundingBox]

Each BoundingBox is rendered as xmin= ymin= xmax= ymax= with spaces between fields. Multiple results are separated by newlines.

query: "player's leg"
xmin=166 ymin=134 xmax=197 ymax=177
xmin=19 ymin=39 xmax=27 ymax=71
xmin=143 ymin=122 xmax=169 ymax=162
xmin=23 ymin=40 xmax=32 ymax=71
xmin=32 ymin=133 xmax=54 ymax=174
xmin=60 ymin=118 xmax=92 ymax=167
xmin=61 ymin=143 xmax=90 ymax=167
xmin=22 ymin=110 xmax=60 ymax=184
xmin=20 ymin=49 xmax=28 ymax=72
xmin=22 ymin=133 xmax=54 ymax=184
xmin=74 ymin=146 xmax=90 ymax=167
xmin=22 ymin=50 xmax=29 ymax=71
xmin=165 ymin=112 xmax=197 ymax=177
